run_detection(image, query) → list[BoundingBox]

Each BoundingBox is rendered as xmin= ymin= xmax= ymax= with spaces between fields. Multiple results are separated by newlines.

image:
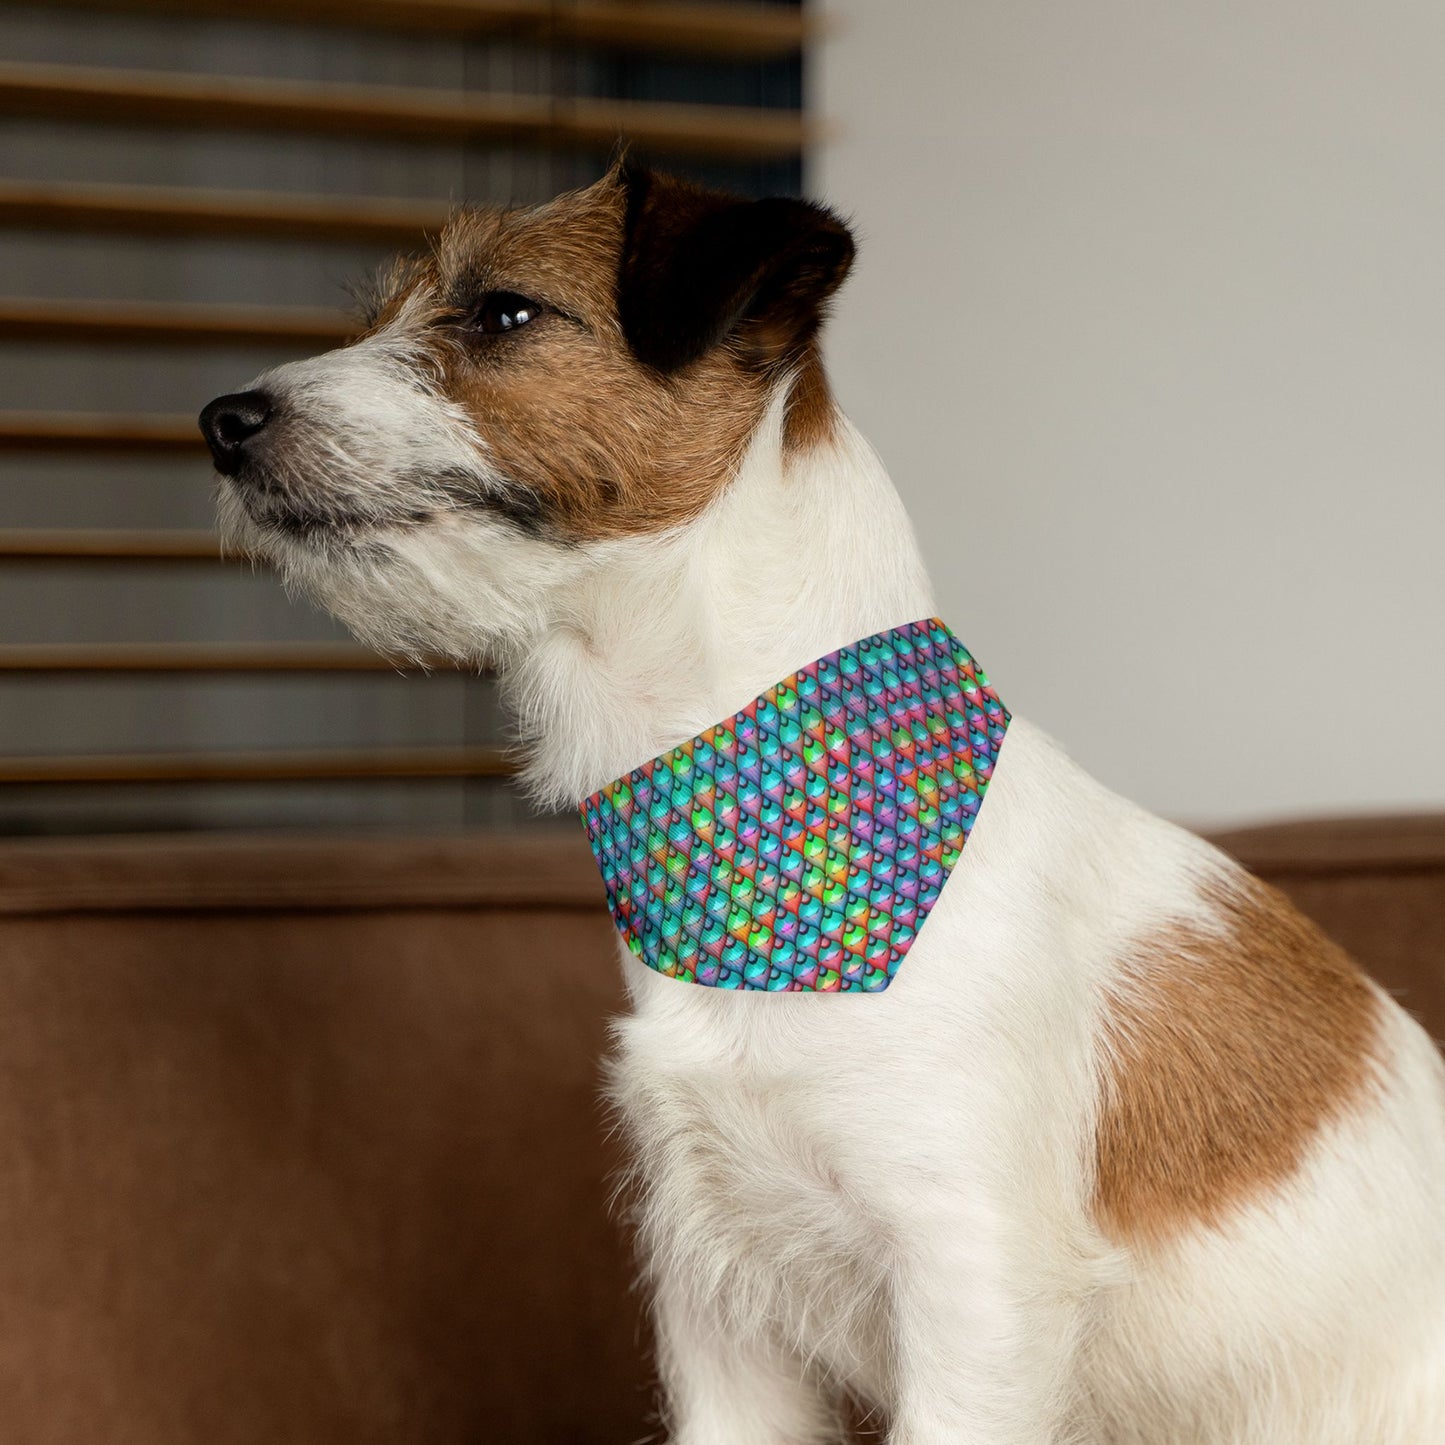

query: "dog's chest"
xmin=612 ymin=998 xmax=895 ymax=1387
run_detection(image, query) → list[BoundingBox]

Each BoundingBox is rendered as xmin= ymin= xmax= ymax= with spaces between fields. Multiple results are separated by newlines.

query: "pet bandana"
xmin=581 ymin=619 xmax=1009 ymax=992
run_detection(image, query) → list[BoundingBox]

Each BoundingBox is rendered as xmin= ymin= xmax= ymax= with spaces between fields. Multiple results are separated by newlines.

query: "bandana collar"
xmin=581 ymin=619 xmax=1009 ymax=993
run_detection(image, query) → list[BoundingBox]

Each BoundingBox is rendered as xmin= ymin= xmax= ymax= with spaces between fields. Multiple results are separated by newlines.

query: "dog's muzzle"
xmin=199 ymin=390 xmax=274 ymax=477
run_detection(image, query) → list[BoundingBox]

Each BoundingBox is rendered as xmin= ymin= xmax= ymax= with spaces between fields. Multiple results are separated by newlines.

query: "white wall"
xmin=812 ymin=0 xmax=1445 ymax=827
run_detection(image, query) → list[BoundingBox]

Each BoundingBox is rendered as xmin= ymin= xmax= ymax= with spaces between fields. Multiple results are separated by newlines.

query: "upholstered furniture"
xmin=0 ymin=817 xmax=1439 ymax=1442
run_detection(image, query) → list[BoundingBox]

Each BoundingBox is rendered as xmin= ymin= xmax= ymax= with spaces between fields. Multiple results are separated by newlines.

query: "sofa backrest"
xmin=0 ymin=818 xmax=1440 ymax=1442
xmin=0 ymin=831 xmax=647 ymax=1445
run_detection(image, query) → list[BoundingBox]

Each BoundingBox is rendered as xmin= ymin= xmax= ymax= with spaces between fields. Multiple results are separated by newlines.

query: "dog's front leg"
xmin=653 ymin=1274 xmax=841 ymax=1445
xmin=885 ymin=1196 xmax=1091 ymax=1445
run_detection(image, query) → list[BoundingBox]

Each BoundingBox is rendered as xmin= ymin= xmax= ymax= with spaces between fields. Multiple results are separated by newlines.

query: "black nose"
xmin=199 ymin=390 xmax=273 ymax=475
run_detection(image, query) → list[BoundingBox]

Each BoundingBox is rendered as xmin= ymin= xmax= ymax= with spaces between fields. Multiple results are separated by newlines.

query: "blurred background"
xmin=2 ymin=0 xmax=1441 ymax=841
xmin=0 ymin=5 xmax=1442 ymax=1443
xmin=1 ymin=0 xmax=1441 ymax=838
xmin=817 ymin=0 xmax=1445 ymax=827
xmin=0 ymin=0 xmax=802 ymax=837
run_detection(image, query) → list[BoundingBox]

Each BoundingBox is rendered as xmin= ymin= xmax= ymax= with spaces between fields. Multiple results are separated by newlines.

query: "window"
xmin=0 ymin=0 xmax=807 ymax=835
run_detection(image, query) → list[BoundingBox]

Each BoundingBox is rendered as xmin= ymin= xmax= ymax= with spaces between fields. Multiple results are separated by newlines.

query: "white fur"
xmin=221 ymin=349 xmax=1445 ymax=1444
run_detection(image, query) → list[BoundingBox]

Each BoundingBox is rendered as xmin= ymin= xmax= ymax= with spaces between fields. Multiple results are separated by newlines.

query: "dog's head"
xmin=200 ymin=163 xmax=854 ymax=660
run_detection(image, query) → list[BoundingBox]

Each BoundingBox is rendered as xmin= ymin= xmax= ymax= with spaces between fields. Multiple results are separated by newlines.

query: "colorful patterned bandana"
xmin=581 ymin=619 xmax=1009 ymax=993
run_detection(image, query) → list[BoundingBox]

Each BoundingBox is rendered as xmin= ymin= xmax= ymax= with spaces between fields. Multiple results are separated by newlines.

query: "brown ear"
xmin=616 ymin=163 xmax=855 ymax=375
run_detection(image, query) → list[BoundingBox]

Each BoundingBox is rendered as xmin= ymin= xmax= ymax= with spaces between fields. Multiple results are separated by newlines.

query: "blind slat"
xmin=0 ymin=529 xmax=222 ymax=560
xmin=0 ymin=62 xmax=812 ymax=161
xmin=0 ymin=644 xmax=418 ymax=673
xmin=0 ymin=297 xmax=352 ymax=348
xmin=0 ymin=745 xmax=514 ymax=784
xmin=31 ymin=0 xmax=810 ymax=59
xmin=0 ymin=413 xmax=203 ymax=452
xmin=0 ymin=180 xmax=447 ymax=245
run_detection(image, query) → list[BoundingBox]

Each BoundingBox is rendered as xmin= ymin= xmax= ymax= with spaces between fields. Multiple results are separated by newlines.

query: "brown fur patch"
xmin=364 ymin=171 xmax=843 ymax=540
xmin=1094 ymin=873 xmax=1382 ymax=1246
xmin=782 ymin=344 xmax=840 ymax=456
xmin=361 ymin=180 xmax=750 ymax=540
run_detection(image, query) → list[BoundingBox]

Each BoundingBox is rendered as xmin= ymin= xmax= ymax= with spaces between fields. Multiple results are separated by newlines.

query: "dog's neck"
xmin=505 ymin=392 xmax=937 ymax=808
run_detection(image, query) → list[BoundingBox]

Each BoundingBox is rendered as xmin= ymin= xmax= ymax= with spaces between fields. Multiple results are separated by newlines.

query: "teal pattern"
xmin=581 ymin=619 xmax=1009 ymax=992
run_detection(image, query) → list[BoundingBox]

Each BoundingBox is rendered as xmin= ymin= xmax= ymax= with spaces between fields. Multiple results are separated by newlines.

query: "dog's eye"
xmin=471 ymin=291 xmax=544 ymax=335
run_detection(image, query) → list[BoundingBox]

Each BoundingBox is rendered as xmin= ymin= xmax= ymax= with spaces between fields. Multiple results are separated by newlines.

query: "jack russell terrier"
xmin=200 ymin=163 xmax=1445 ymax=1444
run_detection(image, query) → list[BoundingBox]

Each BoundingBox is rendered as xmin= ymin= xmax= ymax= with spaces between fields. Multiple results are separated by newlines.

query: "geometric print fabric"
xmin=581 ymin=619 xmax=1010 ymax=992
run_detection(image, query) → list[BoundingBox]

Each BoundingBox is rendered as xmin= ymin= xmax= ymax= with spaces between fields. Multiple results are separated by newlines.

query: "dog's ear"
xmin=616 ymin=162 xmax=855 ymax=374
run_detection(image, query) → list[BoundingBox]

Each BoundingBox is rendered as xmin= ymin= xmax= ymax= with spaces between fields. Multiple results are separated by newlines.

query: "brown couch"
xmin=0 ymin=817 xmax=1441 ymax=1443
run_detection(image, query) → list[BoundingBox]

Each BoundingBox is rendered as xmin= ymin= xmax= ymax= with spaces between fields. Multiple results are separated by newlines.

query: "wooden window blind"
xmin=0 ymin=0 xmax=810 ymax=834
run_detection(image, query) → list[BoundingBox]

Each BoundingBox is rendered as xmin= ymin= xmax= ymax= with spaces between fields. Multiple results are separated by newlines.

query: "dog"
xmin=200 ymin=162 xmax=1445 ymax=1443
